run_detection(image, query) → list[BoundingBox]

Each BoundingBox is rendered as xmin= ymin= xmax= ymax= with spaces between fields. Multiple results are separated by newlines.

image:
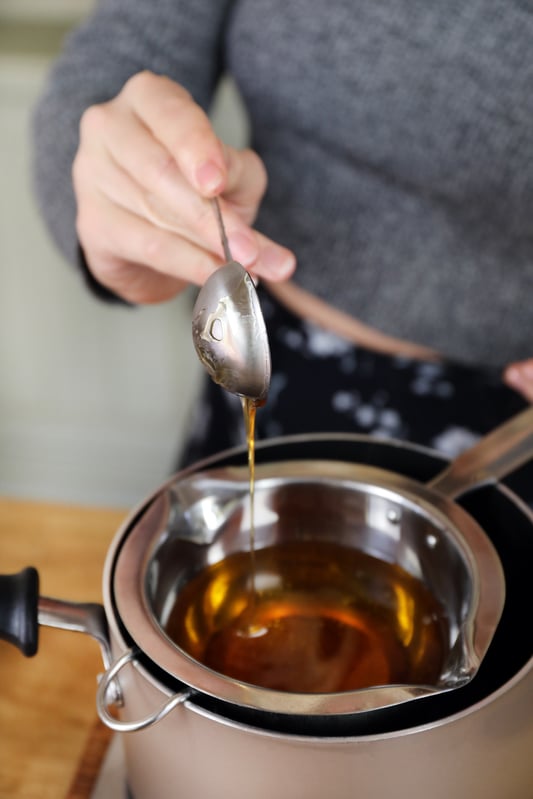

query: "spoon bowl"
xmin=192 ymin=201 xmax=271 ymax=401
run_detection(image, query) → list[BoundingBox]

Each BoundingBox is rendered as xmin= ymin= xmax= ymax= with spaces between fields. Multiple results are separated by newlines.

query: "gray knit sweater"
xmin=32 ymin=0 xmax=533 ymax=368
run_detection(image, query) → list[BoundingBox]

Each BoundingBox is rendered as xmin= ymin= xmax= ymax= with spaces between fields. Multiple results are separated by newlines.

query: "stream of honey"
xmin=241 ymin=396 xmax=259 ymax=595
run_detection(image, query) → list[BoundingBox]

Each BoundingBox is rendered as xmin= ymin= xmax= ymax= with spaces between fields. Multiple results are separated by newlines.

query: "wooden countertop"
xmin=0 ymin=497 xmax=128 ymax=799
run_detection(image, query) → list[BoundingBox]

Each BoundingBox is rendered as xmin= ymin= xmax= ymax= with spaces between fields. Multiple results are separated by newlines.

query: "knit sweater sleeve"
xmin=32 ymin=0 xmax=233 ymax=278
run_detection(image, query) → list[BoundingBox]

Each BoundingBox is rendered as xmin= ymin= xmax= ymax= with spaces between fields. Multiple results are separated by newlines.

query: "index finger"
xmin=122 ymin=71 xmax=227 ymax=196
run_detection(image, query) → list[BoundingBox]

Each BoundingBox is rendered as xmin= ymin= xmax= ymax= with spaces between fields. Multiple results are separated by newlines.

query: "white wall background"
xmin=0 ymin=1 xmax=248 ymax=507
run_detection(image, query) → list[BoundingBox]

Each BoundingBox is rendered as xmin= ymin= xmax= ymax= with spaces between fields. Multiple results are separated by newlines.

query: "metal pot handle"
xmin=428 ymin=404 xmax=533 ymax=499
xmin=96 ymin=647 xmax=193 ymax=732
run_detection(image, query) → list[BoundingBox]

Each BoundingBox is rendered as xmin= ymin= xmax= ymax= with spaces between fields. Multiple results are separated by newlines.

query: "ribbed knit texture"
xmin=32 ymin=0 xmax=533 ymax=367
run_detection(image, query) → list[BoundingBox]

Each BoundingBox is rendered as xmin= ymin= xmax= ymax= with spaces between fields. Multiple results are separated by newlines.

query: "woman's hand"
xmin=503 ymin=359 xmax=533 ymax=402
xmin=72 ymin=71 xmax=296 ymax=304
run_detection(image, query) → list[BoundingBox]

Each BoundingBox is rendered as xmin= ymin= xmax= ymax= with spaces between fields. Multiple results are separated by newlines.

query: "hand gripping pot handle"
xmin=96 ymin=647 xmax=193 ymax=732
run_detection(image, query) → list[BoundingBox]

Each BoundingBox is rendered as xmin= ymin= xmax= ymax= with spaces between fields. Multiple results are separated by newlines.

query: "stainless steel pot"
xmin=106 ymin=457 xmax=505 ymax=720
xmin=2 ymin=408 xmax=533 ymax=799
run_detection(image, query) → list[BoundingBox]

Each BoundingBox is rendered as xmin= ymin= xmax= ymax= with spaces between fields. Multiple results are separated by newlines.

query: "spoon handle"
xmin=212 ymin=197 xmax=233 ymax=263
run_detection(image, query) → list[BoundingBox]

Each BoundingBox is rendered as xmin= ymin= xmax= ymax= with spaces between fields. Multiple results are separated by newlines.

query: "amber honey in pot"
xmin=165 ymin=540 xmax=448 ymax=694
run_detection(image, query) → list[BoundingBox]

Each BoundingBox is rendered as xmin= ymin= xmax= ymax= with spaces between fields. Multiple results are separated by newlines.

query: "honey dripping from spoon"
xmin=241 ymin=396 xmax=266 ymax=612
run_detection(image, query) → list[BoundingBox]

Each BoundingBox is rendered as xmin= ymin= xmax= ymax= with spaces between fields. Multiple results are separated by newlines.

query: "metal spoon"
xmin=191 ymin=199 xmax=271 ymax=402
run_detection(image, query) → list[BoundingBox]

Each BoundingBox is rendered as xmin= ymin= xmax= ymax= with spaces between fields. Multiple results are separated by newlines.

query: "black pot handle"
xmin=0 ymin=567 xmax=39 ymax=656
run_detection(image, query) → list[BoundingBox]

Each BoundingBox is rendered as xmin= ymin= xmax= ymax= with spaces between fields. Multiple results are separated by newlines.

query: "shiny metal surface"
xmin=428 ymin=404 xmax=533 ymax=498
xmin=38 ymin=595 xmax=114 ymax=671
xmin=191 ymin=199 xmax=271 ymax=401
xmin=111 ymin=457 xmax=505 ymax=718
